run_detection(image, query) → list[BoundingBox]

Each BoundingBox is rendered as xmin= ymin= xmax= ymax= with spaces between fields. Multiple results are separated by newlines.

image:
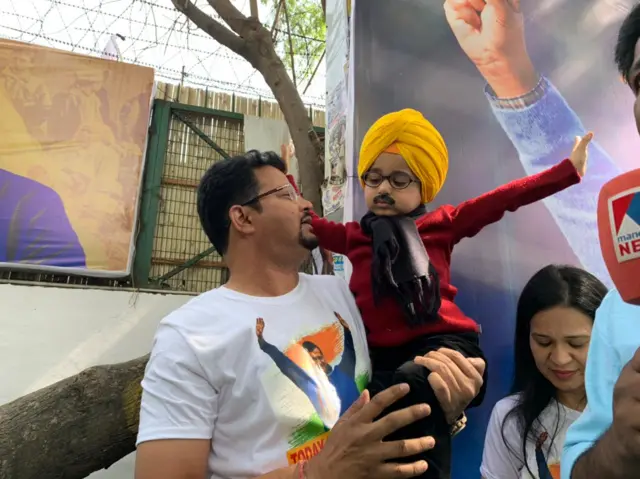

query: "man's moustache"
xmin=374 ymin=194 xmax=395 ymax=205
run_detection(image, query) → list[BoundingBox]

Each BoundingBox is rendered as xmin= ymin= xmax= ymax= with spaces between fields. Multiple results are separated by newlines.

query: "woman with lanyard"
xmin=480 ymin=265 xmax=607 ymax=478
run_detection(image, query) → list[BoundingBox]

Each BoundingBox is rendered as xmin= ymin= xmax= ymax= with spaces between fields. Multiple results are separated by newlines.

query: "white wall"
xmin=0 ymin=282 xmax=194 ymax=478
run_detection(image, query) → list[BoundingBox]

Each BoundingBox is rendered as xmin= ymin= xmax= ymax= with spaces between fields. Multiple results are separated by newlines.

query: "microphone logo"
xmin=609 ymin=187 xmax=640 ymax=263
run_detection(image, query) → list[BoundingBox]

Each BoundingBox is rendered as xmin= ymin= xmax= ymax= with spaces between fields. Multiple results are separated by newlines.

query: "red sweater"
xmin=289 ymin=159 xmax=580 ymax=348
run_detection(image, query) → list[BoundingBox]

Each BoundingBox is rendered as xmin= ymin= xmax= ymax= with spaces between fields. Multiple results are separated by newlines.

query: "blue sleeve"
xmin=7 ymin=180 xmax=86 ymax=268
xmin=258 ymin=338 xmax=314 ymax=385
xmin=335 ymin=325 xmax=356 ymax=377
xmin=486 ymin=78 xmax=621 ymax=286
xmin=561 ymin=292 xmax=623 ymax=479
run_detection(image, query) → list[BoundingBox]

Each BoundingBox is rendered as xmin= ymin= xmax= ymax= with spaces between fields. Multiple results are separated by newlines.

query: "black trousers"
xmin=368 ymin=333 xmax=488 ymax=479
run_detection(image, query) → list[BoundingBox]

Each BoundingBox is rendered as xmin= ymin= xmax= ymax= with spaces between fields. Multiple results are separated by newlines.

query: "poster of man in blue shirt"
xmin=346 ymin=0 xmax=634 ymax=477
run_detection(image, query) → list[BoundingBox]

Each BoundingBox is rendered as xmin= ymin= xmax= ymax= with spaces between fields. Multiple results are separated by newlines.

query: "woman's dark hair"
xmin=615 ymin=2 xmax=640 ymax=83
xmin=501 ymin=264 xmax=607 ymax=475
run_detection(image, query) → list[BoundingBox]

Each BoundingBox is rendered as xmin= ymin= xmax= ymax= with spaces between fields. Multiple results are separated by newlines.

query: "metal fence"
xmin=136 ymin=101 xmax=240 ymax=292
xmin=0 ymin=84 xmax=326 ymax=293
xmin=136 ymin=100 xmax=325 ymax=293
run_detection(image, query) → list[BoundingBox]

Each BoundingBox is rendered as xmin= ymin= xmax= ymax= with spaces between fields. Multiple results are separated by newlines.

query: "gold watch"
xmin=450 ymin=413 xmax=467 ymax=437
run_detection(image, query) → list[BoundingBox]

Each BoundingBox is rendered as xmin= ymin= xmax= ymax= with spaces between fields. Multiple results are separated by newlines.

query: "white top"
xmin=137 ymin=273 xmax=371 ymax=479
xmin=481 ymin=394 xmax=581 ymax=479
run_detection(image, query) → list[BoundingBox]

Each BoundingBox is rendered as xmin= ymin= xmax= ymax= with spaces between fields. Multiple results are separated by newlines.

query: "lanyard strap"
xmin=535 ymin=444 xmax=554 ymax=479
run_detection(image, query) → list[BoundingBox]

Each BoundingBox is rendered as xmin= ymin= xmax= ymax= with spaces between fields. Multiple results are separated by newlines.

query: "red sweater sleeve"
xmin=445 ymin=158 xmax=581 ymax=243
xmin=287 ymin=174 xmax=349 ymax=255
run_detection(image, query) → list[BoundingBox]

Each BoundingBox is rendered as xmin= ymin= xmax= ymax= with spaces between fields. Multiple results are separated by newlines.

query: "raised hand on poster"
xmin=443 ymin=0 xmax=538 ymax=98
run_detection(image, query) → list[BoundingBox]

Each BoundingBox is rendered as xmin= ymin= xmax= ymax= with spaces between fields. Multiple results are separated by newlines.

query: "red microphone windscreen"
xmin=597 ymin=169 xmax=640 ymax=305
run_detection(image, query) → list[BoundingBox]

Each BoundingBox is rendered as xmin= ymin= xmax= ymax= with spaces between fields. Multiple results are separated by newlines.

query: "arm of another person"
xmin=135 ymin=326 xmax=299 ymax=479
xmin=445 ymin=156 xmax=580 ymax=243
xmin=334 ymin=312 xmax=357 ymax=378
xmin=479 ymin=398 xmax=524 ymax=479
xmin=562 ymin=292 xmax=624 ymax=479
xmin=11 ymin=181 xmax=86 ymax=268
xmin=486 ymin=77 xmax=620 ymax=284
xmin=286 ymin=173 xmax=351 ymax=255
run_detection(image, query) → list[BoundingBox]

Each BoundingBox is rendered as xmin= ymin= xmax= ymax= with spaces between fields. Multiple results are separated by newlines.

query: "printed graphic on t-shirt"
xmin=255 ymin=311 xmax=368 ymax=464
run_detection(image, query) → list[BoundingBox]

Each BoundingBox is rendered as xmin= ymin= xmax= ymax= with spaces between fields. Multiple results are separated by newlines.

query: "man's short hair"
xmin=302 ymin=341 xmax=320 ymax=354
xmin=615 ymin=2 xmax=640 ymax=82
xmin=197 ymin=150 xmax=286 ymax=255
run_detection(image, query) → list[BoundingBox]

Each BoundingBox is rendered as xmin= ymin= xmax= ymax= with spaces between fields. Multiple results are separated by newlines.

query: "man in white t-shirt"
xmin=135 ymin=150 xmax=485 ymax=479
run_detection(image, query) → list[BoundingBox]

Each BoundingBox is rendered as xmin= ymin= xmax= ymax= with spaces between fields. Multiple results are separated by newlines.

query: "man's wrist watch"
xmin=449 ymin=413 xmax=467 ymax=437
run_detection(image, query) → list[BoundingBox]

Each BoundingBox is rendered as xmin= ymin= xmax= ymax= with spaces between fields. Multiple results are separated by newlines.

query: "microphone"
xmin=597 ymin=169 xmax=640 ymax=305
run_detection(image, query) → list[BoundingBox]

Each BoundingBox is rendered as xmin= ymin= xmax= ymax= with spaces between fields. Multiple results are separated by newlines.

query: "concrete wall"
xmin=0 ymin=282 xmax=194 ymax=478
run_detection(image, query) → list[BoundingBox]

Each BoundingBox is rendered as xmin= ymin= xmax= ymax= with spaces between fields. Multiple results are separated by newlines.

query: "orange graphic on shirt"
xmin=287 ymin=431 xmax=330 ymax=464
xmin=548 ymin=463 xmax=560 ymax=479
xmin=285 ymin=323 xmax=342 ymax=364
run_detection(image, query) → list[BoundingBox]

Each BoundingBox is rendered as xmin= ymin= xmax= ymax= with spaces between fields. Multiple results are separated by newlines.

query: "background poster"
xmin=0 ymin=39 xmax=154 ymax=276
xmin=324 ymin=0 xmax=350 ymax=218
xmin=348 ymin=0 xmax=634 ymax=476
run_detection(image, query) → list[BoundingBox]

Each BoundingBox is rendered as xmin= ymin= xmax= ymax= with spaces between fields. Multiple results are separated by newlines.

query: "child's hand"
xmin=280 ymin=141 xmax=295 ymax=173
xmin=569 ymin=132 xmax=594 ymax=177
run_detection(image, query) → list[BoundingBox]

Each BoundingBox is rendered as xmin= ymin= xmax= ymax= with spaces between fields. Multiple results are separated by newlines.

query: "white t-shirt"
xmin=481 ymin=394 xmax=581 ymax=479
xmin=137 ymin=273 xmax=371 ymax=479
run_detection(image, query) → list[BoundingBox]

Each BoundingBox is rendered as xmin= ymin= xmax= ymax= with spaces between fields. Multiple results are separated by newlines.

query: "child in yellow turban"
xmin=285 ymin=108 xmax=591 ymax=478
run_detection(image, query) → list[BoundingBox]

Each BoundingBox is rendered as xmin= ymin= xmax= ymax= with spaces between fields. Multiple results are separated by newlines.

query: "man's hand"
xmin=443 ymin=0 xmax=538 ymax=98
xmin=611 ymin=347 xmax=640 ymax=463
xmin=569 ymin=132 xmax=593 ymax=177
xmin=572 ymin=347 xmax=640 ymax=479
xmin=256 ymin=317 xmax=265 ymax=339
xmin=306 ymin=384 xmax=435 ymax=478
xmin=335 ymin=312 xmax=350 ymax=330
xmin=414 ymin=348 xmax=485 ymax=424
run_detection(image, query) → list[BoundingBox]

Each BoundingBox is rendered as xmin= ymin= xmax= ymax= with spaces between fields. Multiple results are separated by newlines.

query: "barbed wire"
xmin=0 ymin=0 xmax=326 ymax=106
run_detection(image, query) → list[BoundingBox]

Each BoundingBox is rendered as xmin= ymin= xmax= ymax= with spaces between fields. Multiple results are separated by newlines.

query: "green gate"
xmin=134 ymin=101 xmax=242 ymax=292
xmin=134 ymin=100 xmax=324 ymax=293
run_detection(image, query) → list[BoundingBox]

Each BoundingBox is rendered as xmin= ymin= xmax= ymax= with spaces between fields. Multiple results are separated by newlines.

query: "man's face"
xmin=308 ymin=346 xmax=330 ymax=373
xmin=250 ymin=167 xmax=318 ymax=257
xmin=630 ymin=40 xmax=640 ymax=133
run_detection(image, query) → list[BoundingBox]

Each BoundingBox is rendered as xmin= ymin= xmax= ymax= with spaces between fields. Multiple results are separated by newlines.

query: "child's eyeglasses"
xmin=361 ymin=171 xmax=417 ymax=190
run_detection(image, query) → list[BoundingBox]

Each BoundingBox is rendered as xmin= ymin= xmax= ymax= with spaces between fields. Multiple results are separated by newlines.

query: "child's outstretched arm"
xmin=445 ymin=133 xmax=591 ymax=243
xmin=280 ymin=144 xmax=350 ymax=254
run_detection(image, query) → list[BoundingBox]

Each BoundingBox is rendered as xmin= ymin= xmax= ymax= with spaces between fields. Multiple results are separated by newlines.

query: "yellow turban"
xmin=358 ymin=108 xmax=449 ymax=203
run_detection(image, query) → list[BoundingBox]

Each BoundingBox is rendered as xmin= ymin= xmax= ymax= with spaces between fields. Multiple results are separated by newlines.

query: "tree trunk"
xmin=242 ymin=19 xmax=325 ymax=212
xmin=171 ymin=0 xmax=325 ymax=212
xmin=0 ymin=355 xmax=149 ymax=479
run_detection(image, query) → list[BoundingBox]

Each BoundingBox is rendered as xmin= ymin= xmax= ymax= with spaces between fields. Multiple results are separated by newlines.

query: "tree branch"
xmin=0 ymin=355 xmax=149 ymax=479
xmin=206 ymin=0 xmax=251 ymax=36
xmin=249 ymin=0 xmax=259 ymax=19
xmin=321 ymin=0 xmax=326 ymax=21
xmin=270 ymin=0 xmax=283 ymax=42
xmin=171 ymin=0 xmax=246 ymax=56
xmin=303 ymin=48 xmax=325 ymax=94
xmin=282 ymin=0 xmax=296 ymax=87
